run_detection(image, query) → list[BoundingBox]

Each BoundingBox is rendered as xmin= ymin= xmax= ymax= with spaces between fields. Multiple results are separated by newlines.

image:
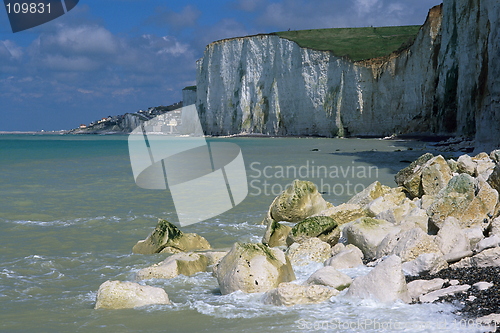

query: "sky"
xmin=0 ymin=0 xmax=442 ymax=131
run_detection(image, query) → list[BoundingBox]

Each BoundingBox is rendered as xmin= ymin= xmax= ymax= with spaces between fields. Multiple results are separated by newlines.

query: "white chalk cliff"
xmin=195 ymin=0 xmax=499 ymax=150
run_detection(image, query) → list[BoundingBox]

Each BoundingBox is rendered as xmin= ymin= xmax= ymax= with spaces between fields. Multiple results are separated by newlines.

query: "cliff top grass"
xmin=274 ymin=25 xmax=421 ymax=62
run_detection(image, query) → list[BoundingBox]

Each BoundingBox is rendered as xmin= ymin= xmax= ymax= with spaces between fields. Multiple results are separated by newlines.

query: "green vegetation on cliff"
xmin=274 ymin=25 xmax=421 ymax=61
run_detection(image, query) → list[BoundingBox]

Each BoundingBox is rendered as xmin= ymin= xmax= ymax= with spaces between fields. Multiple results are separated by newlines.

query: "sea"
xmin=0 ymin=134 xmax=491 ymax=333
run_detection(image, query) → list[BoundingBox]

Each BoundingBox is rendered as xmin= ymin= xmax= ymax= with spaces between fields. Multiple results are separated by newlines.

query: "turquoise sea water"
xmin=0 ymin=135 xmax=487 ymax=332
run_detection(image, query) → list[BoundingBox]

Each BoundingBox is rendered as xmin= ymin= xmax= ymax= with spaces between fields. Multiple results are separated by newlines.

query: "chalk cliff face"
xmin=196 ymin=0 xmax=499 ymax=149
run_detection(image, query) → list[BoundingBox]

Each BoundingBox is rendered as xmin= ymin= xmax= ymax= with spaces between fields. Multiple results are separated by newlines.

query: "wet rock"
xmin=204 ymin=251 xmax=229 ymax=272
xmin=324 ymin=245 xmax=364 ymax=270
xmin=136 ymin=252 xmax=208 ymax=280
xmin=286 ymin=216 xmax=337 ymax=246
xmin=345 ymin=255 xmax=411 ymax=303
xmin=95 ymin=280 xmax=170 ymax=309
xmin=305 ymin=266 xmax=352 ymax=291
xmin=263 ymin=282 xmax=338 ymax=306
xmin=266 ymin=180 xmax=331 ymax=223
xmin=214 ymin=242 xmax=295 ymax=295
xmin=286 ymin=237 xmax=331 ymax=266
xmin=132 ymin=219 xmax=211 ymax=255
xmin=262 ymin=220 xmax=292 ymax=248
xmin=344 ymin=217 xmax=399 ymax=259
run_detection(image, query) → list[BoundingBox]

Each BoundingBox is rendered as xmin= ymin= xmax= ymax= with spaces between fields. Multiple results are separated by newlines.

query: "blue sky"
xmin=0 ymin=0 xmax=441 ymax=131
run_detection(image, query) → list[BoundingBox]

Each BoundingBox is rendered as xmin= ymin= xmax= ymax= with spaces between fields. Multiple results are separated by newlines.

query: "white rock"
xmin=391 ymin=228 xmax=442 ymax=262
xmin=443 ymin=250 xmax=473 ymax=263
xmin=95 ymin=280 xmax=170 ymax=309
xmin=324 ymin=246 xmax=364 ymax=270
xmin=214 ymin=242 xmax=295 ymax=295
xmin=331 ymin=243 xmax=346 ymax=256
xmin=407 ymin=278 xmax=445 ymax=300
xmin=375 ymin=228 xmax=402 ymax=258
xmin=457 ymin=154 xmax=476 ymax=176
xmin=419 ymin=285 xmax=471 ymax=303
xmin=136 ymin=252 xmax=208 ymax=280
xmin=399 ymin=207 xmax=429 ymax=233
xmin=475 ymin=235 xmax=500 ymax=253
xmin=490 ymin=217 xmax=500 ymax=237
xmin=436 ymin=217 xmax=470 ymax=255
xmin=470 ymin=247 xmax=500 ymax=267
xmin=347 ymin=182 xmax=391 ymax=208
xmin=449 ymin=280 xmax=459 ymax=286
xmin=262 ymin=282 xmax=338 ymax=306
xmin=476 ymin=313 xmax=500 ymax=327
xmin=203 ymin=251 xmax=229 ymax=266
xmin=464 ymin=227 xmax=484 ymax=248
xmin=344 ymin=217 xmax=399 ymax=259
xmin=345 ymin=255 xmax=411 ymax=303
xmin=473 ymin=281 xmax=494 ymax=291
xmin=401 ymin=253 xmax=448 ymax=276
xmin=286 ymin=237 xmax=331 ymax=266
xmin=449 ymin=256 xmax=473 ymax=269
xmin=305 ymin=266 xmax=352 ymax=290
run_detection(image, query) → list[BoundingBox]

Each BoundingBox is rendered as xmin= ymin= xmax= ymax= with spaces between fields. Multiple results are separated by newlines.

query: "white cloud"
xmin=39 ymin=25 xmax=118 ymax=55
xmin=147 ymin=5 xmax=201 ymax=29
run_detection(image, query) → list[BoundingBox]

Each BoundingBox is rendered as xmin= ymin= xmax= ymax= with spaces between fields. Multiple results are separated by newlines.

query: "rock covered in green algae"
xmin=132 ymin=219 xmax=211 ymax=254
xmin=268 ymin=180 xmax=331 ymax=223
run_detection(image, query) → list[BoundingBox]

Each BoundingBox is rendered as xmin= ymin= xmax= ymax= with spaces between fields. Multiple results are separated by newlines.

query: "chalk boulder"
xmin=324 ymin=245 xmax=364 ymax=270
xmin=95 ymin=280 xmax=170 ymax=309
xmin=267 ymin=180 xmax=330 ymax=223
xmin=306 ymin=266 xmax=352 ymax=290
xmin=263 ymin=282 xmax=338 ymax=306
xmin=214 ymin=243 xmax=295 ymax=294
xmin=344 ymin=217 xmax=399 ymax=259
xmin=132 ymin=219 xmax=211 ymax=254
xmin=136 ymin=252 xmax=208 ymax=280
xmin=286 ymin=237 xmax=331 ymax=266
xmin=345 ymin=255 xmax=411 ymax=303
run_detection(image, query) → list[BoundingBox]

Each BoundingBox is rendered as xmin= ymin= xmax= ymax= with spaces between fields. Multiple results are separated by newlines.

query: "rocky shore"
xmin=94 ymin=149 xmax=500 ymax=331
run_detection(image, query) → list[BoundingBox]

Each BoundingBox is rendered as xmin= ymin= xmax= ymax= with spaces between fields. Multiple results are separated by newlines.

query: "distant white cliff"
xmin=195 ymin=0 xmax=499 ymax=150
